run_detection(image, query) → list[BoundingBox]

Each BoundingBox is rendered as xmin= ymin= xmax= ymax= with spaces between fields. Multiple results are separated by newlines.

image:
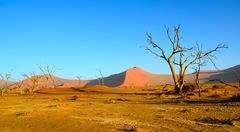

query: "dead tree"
xmin=16 ymin=80 xmax=24 ymax=94
xmin=97 ymin=69 xmax=104 ymax=85
xmin=95 ymin=75 xmax=101 ymax=85
xmin=193 ymin=43 xmax=224 ymax=97
xmin=145 ymin=25 xmax=227 ymax=94
xmin=192 ymin=43 xmax=208 ymax=97
xmin=76 ymin=76 xmax=83 ymax=87
xmin=22 ymin=72 xmax=42 ymax=94
xmin=0 ymin=72 xmax=11 ymax=96
xmin=38 ymin=64 xmax=60 ymax=88
xmin=193 ymin=62 xmax=205 ymax=97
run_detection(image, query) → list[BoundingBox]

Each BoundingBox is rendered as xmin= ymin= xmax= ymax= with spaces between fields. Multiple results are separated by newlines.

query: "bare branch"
xmin=146 ymin=32 xmax=167 ymax=59
xmin=165 ymin=26 xmax=175 ymax=50
xmin=145 ymin=47 xmax=167 ymax=60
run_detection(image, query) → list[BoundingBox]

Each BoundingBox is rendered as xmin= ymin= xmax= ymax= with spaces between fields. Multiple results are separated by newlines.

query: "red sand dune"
xmin=85 ymin=66 xmax=151 ymax=87
xmin=85 ymin=65 xmax=240 ymax=87
xmin=121 ymin=66 xmax=151 ymax=86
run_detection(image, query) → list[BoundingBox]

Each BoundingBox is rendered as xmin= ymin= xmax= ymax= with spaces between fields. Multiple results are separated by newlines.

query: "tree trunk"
xmin=198 ymin=87 xmax=201 ymax=97
xmin=197 ymin=76 xmax=201 ymax=97
xmin=178 ymin=75 xmax=185 ymax=94
xmin=168 ymin=61 xmax=180 ymax=93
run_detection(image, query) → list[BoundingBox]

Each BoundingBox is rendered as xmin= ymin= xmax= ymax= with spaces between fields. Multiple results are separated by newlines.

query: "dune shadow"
xmin=203 ymin=65 xmax=240 ymax=83
xmin=85 ymin=71 xmax=126 ymax=87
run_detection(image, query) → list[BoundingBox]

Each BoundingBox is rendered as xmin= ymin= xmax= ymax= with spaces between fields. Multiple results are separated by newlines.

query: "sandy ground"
xmin=0 ymin=86 xmax=240 ymax=132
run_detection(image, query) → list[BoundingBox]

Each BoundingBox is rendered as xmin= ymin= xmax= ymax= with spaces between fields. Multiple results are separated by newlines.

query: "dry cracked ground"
xmin=0 ymin=90 xmax=240 ymax=132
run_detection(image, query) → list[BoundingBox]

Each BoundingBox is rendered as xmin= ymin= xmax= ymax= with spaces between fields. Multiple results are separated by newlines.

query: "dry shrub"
xmin=201 ymin=89 xmax=208 ymax=92
xmin=182 ymin=84 xmax=196 ymax=94
xmin=20 ymin=89 xmax=31 ymax=95
xmin=195 ymin=117 xmax=233 ymax=125
xmin=208 ymin=94 xmax=220 ymax=98
xmin=212 ymin=84 xmax=224 ymax=90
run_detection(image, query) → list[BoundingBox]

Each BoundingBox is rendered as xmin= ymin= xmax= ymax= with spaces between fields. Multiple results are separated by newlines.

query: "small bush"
xmin=182 ymin=84 xmax=196 ymax=94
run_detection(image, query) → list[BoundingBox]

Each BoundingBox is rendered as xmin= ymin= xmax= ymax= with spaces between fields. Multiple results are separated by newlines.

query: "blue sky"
xmin=0 ymin=0 xmax=239 ymax=80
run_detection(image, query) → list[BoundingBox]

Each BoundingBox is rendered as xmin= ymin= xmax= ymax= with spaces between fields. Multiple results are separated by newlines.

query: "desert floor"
xmin=0 ymin=85 xmax=240 ymax=132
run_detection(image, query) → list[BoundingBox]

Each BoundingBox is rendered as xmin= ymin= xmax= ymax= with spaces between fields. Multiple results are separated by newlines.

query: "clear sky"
xmin=0 ymin=0 xmax=240 ymax=80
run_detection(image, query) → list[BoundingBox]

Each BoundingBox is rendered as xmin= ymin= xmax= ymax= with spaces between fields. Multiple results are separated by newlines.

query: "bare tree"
xmin=95 ymin=75 xmax=101 ymax=85
xmin=0 ymin=72 xmax=11 ymax=96
xmin=145 ymin=25 xmax=227 ymax=94
xmin=22 ymin=72 xmax=42 ymax=94
xmin=192 ymin=42 xmax=224 ymax=97
xmin=97 ymin=69 xmax=104 ymax=85
xmin=76 ymin=76 xmax=83 ymax=87
xmin=16 ymin=80 xmax=24 ymax=94
xmin=38 ymin=64 xmax=60 ymax=88
xmin=192 ymin=43 xmax=208 ymax=97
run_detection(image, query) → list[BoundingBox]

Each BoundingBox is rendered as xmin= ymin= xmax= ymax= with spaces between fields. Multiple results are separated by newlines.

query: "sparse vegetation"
xmin=0 ymin=88 xmax=240 ymax=131
xmin=0 ymin=0 xmax=239 ymax=131
xmin=38 ymin=64 xmax=61 ymax=88
xmin=22 ymin=72 xmax=42 ymax=94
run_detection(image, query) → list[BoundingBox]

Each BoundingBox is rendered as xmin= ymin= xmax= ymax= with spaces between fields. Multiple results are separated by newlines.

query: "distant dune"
xmin=9 ymin=75 xmax=88 ymax=90
xmin=8 ymin=65 xmax=240 ymax=89
xmin=86 ymin=65 xmax=240 ymax=87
